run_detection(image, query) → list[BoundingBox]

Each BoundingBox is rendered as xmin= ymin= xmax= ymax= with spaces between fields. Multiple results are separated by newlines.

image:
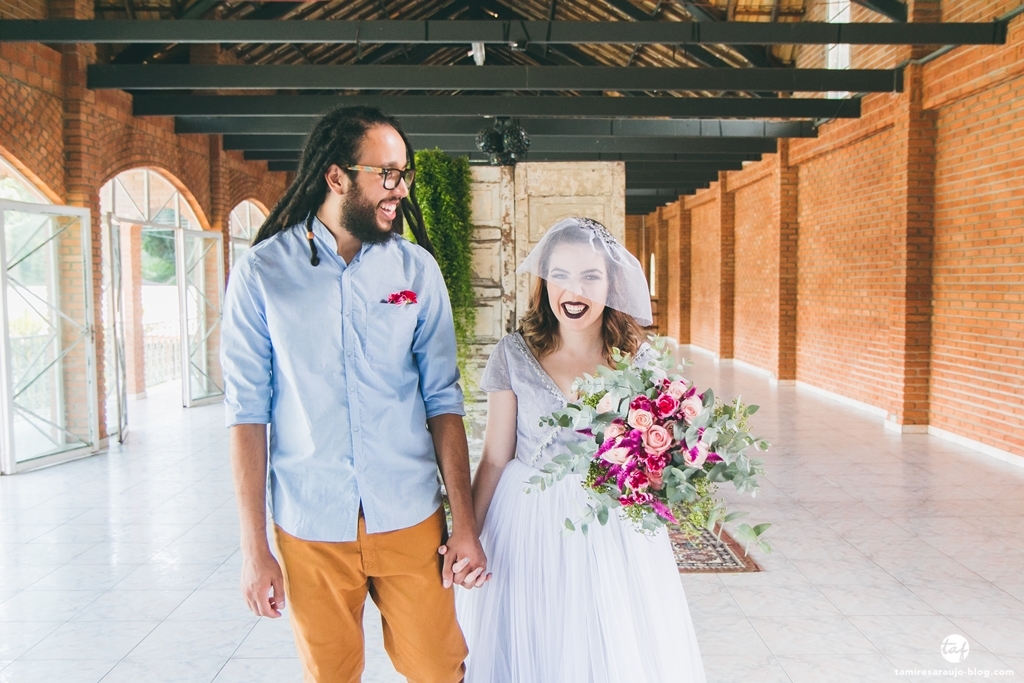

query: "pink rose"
xmin=654 ymin=393 xmax=679 ymax=418
xmin=679 ymin=396 xmax=704 ymax=424
xmin=642 ymin=425 xmax=672 ymax=455
xmin=648 ymin=470 xmax=665 ymax=491
xmin=684 ymin=442 xmax=710 ymax=468
xmin=602 ymin=446 xmax=631 ymax=465
xmin=596 ymin=393 xmax=618 ymax=414
xmin=666 ymin=380 xmax=688 ymax=400
xmin=603 ymin=422 xmax=626 ymax=443
xmin=627 ymin=409 xmax=654 ymax=432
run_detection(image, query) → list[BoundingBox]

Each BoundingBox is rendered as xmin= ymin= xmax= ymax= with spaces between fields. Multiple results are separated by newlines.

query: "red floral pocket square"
xmin=383 ymin=290 xmax=418 ymax=305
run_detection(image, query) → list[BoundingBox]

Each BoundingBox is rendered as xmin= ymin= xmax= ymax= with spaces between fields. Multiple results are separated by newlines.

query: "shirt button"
xmin=353 ymin=426 xmax=360 ymax=432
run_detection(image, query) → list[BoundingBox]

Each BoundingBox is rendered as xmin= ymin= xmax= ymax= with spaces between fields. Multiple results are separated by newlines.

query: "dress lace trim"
xmin=510 ymin=333 xmax=565 ymax=467
xmin=511 ymin=333 xmax=567 ymax=408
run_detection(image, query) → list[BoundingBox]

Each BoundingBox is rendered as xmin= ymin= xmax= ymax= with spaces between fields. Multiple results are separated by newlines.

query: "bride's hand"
xmin=438 ymin=536 xmax=492 ymax=590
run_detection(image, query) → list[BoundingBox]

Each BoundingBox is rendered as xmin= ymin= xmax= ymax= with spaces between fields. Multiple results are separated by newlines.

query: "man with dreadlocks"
xmin=221 ymin=106 xmax=485 ymax=683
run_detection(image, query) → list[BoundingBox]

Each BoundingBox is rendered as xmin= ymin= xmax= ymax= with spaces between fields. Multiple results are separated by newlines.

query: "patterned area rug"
xmin=670 ymin=526 xmax=761 ymax=573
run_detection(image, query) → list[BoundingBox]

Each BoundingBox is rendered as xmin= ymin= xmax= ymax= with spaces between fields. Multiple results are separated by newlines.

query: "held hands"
xmin=438 ymin=530 xmax=491 ymax=590
xmin=241 ymin=550 xmax=286 ymax=618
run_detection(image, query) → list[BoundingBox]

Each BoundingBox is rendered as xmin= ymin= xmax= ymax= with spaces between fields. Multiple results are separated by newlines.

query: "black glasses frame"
xmin=343 ymin=165 xmax=415 ymax=190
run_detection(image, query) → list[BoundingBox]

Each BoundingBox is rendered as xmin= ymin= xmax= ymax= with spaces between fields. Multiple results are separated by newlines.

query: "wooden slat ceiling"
xmin=95 ymin=0 xmax=810 ymax=68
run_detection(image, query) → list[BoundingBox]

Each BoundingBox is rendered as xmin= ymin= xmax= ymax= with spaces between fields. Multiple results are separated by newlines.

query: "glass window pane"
xmin=147 ymin=171 xmax=178 ymax=226
xmin=3 ymin=210 xmax=94 ymax=463
xmin=0 ymin=157 xmax=48 ymax=203
xmin=229 ymin=200 xmax=266 ymax=241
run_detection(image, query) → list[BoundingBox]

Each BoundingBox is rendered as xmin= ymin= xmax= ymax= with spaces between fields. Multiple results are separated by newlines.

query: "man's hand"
xmin=241 ymin=550 xmax=286 ymax=618
xmin=438 ymin=530 xmax=491 ymax=590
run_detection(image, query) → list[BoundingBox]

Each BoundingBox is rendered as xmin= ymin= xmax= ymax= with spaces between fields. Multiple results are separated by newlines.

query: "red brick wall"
xmin=654 ymin=15 xmax=1024 ymax=457
xmin=663 ymin=203 xmax=690 ymax=343
xmin=942 ymin=0 xmax=1020 ymax=21
xmin=686 ymin=192 xmax=721 ymax=353
xmin=849 ymin=3 xmax=904 ymax=71
xmin=0 ymin=43 xmax=65 ymax=199
xmin=795 ymin=118 xmax=900 ymax=409
xmin=927 ymin=19 xmax=1024 ymax=455
xmin=733 ymin=165 xmax=779 ymax=372
xmin=0 ymin=35 xmax=288 ymax=441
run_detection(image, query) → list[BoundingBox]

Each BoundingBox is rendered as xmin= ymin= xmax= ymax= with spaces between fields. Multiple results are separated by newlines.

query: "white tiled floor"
xmin=2 ymin=353 xmax=1023 ymax=683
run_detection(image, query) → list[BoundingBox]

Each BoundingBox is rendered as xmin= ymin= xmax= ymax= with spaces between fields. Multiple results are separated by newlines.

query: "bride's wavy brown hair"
xmin=519 ymin=277 xmax=645 ymax=361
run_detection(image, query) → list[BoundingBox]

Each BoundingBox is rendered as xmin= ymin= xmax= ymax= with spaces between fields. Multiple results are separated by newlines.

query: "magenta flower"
xmin=654 ymin=393 xmax=679 ymax=418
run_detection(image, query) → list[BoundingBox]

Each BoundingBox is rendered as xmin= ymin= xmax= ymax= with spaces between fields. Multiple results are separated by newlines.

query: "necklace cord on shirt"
xmin=305 ymin=214 xmax=321 ymax=267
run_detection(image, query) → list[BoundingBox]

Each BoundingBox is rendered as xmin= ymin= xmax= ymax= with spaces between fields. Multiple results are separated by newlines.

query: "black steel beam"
xmin=260 ymin=163 xmax=726 ymax=187
xmin=596 ymin=0 xmax=734 ymax=68
xmin=627 ymin=188 xmax=703 ymax=197
xmin=244 ymin=150 xmax=761 ymax=163
xmin=244 ymin=151 xmax=301 ymax=161
xmin=7 ymin=19 xmax=997 ymax=45
xmin=137 ymin=94 xmax=862 ymax=119
xmin=624 ymin=159 xmax=746 ymax=171
xmin=268 ymin=161 xmax=298 ymax=172
xmin=176 ymin=116 xmax=815 ymax=138
xmin=626 ymin=171 xmax=722 ymax=184
xmin=92 ymin=65 xmax=903 ymax=92
xmin=484 ymin=152 xmax=765 ymax=162
xmin=223 ymin=133 xmax=779 ymax=153
xmin=599 ymin=0 xmax=772 ymax=68
xmin=851 ymin=0 xmax=908 ymax=23
xmin=266 ymin=164 xmax=735 ymax=176
xmin=473 ymin=0 xmax=611 ymax=69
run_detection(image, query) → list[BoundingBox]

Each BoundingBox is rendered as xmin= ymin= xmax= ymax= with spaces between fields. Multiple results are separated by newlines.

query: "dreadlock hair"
xmin=253 ymin=106 xmax=435 ymax=265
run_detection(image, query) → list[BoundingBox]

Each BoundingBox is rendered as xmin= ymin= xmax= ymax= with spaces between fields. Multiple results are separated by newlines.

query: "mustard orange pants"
xmin=273 ymin=507 xmax=467 ymax=683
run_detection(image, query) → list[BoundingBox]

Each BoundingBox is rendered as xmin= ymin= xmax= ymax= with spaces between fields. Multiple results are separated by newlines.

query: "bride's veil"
xmin=516 ymin=216 xmax=653 ymax=327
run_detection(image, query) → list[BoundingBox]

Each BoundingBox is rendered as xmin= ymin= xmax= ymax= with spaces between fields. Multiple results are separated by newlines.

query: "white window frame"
xmin=826 ymin=0 xmax=852 ymax=99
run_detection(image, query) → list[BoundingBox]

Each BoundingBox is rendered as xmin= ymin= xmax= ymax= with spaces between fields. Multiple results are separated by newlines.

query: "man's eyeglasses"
xmin=343 ymin=165 xmax=415 ymax=191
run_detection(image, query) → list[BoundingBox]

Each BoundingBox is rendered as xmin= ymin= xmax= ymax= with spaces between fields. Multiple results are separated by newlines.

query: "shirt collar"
xmin=310 ymin=215 xmax=339 ymax=256
xmin=310 ymin=215 xmax=375 ymax=265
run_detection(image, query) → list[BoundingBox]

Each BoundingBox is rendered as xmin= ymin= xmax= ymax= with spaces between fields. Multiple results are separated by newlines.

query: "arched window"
xmin=0 ymin=156 xmax=49 ymax=204
xmin=228 ymin=200 xmax=266 ymax=268
xmin=98 ymin=167 xmax=223 ymax=434
xmin=100 ymin=168 xmax=201 ymax=231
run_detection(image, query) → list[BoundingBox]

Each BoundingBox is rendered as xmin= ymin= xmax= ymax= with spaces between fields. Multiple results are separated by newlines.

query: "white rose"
xmin=596 ymin=393 xmax=618 ymax=414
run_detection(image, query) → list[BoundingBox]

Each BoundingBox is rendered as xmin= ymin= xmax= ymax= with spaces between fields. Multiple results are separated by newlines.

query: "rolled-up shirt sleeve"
xmin=413 ymin=261 xmax=465 ymax=419
xmin=221 ymin=255 xmax=273 ymax=427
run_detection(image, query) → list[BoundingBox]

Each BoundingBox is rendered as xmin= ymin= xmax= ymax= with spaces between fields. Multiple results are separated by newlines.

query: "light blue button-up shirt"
xmin=221 ymin=218 xmax=464 ymax=542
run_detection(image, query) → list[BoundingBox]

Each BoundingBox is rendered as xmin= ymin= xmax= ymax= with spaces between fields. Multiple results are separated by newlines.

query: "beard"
xmin=340 ymin=182 xmax=398 ymax=246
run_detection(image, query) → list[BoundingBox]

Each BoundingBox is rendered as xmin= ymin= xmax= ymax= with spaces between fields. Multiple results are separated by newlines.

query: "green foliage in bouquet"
xmin=528 ymin=338 xmax=772 ymax=555
xmin=410 ymin=149 xmax=476 ymax=380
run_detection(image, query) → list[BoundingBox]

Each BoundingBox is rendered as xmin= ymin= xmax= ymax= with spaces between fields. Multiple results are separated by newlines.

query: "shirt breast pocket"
xmin=366 ymin=304 xmax=419 ymax=365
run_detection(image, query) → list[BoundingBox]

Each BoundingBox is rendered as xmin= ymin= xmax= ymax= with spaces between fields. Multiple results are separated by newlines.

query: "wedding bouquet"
xmin=528 ymin=339 xmax=772 ymax=553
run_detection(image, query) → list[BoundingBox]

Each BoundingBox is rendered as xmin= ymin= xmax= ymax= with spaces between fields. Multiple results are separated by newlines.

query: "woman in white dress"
xmin=453 ymin=217 xmax=706 ymax=683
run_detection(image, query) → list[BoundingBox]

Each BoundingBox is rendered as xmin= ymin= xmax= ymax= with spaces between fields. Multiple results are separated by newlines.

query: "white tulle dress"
xmin=456 ymin=333 xmax=706 ymax=683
